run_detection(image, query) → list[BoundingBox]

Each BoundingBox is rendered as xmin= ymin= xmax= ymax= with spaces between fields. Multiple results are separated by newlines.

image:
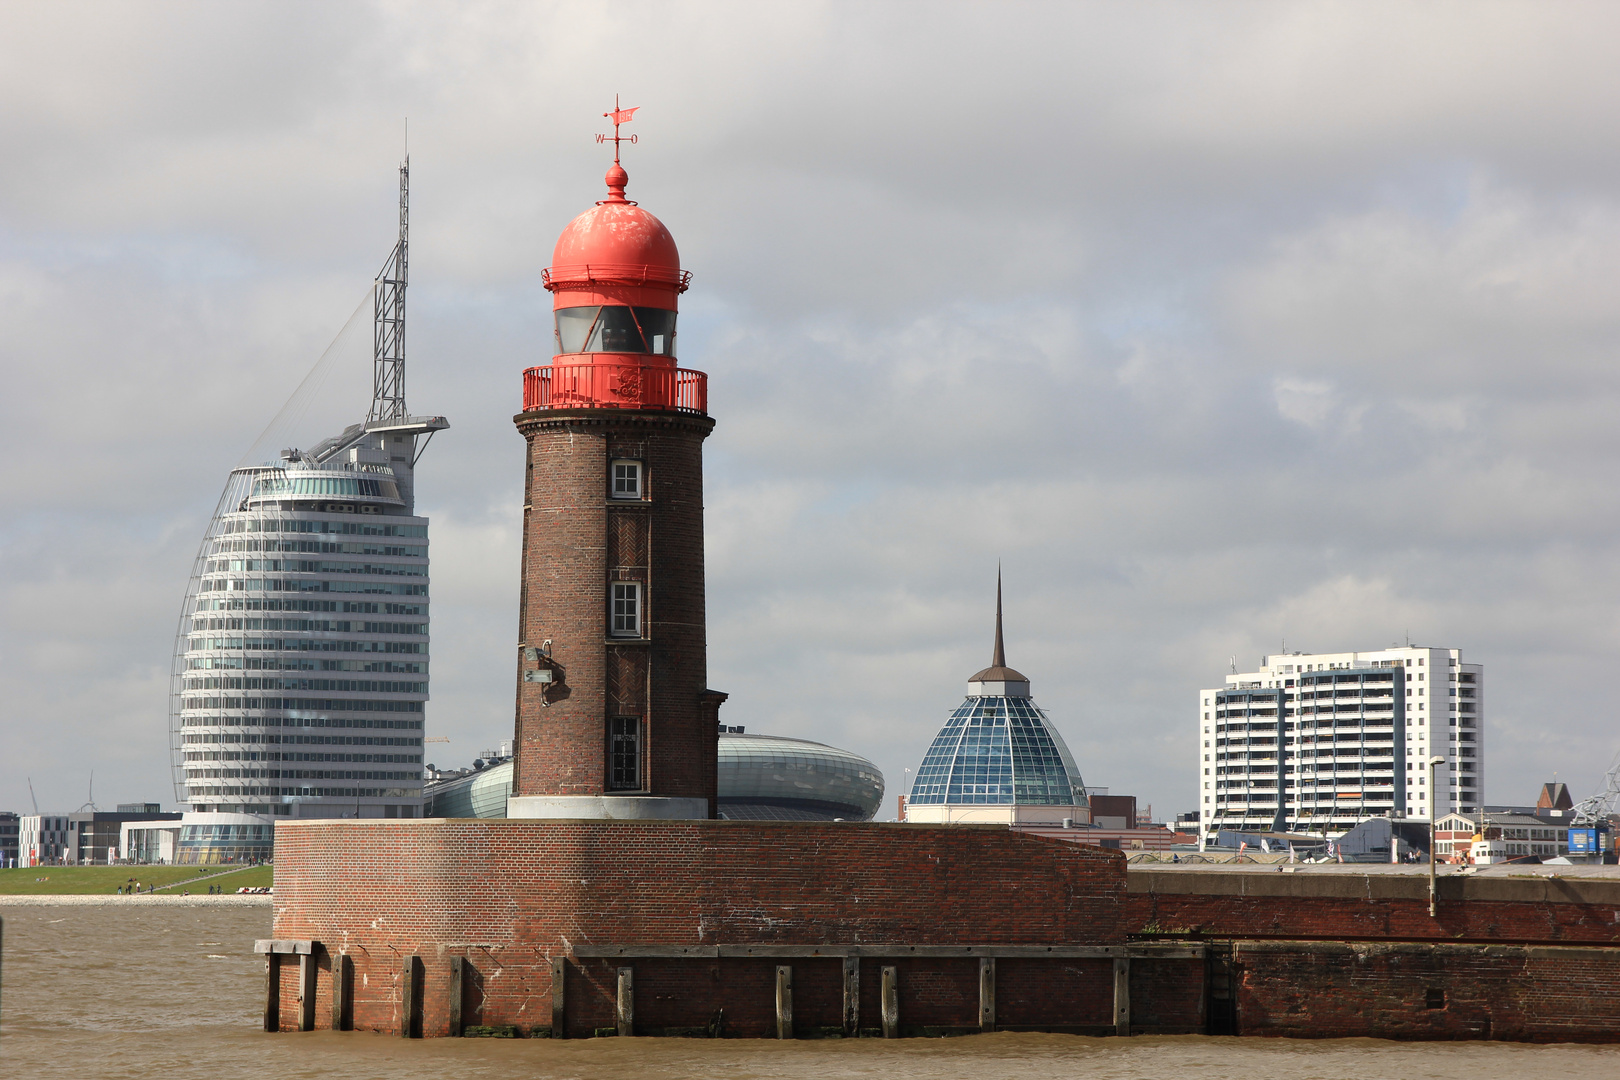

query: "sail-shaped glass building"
xmin=167 ymin=160 xmax=448 ymax=860
xmin=903 ymin=579 xmax=1091 ymax=826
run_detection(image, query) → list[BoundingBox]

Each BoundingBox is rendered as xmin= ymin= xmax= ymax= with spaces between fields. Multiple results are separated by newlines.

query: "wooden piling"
xmin=616 ymin=966 xmax=634 ymax=1036
xmin=401 ymin=955 xmax=420 ymax=1038
xmin=331 ymin=952 xmax=350 ymax=1032
xmin=1113 ymin=956 xmax=1131 ymax=1035
xmin=775 ymin=965 xmax=794 ymax=1039
xmin=978 ymin=956 xmax=996 ymax=1032
xmin=550 ymin=955 xmax=567 ymax=1038
xmin=449 ymin=956 xmax=465 ymax=1036
xmin=880 ymin=965 xmax=899 ymax=1038
xmin=263 ymin=953 xmax=280 ymax=1033
xmin=841 ymin=955 xmax=860 ymax=1037
xmin=298 ymin=952 xmax=317 ymax=1031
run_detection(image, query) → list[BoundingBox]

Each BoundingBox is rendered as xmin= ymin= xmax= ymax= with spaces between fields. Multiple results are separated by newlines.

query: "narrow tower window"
xmin=611 ymin=460 xmax=642 ymax=499
xmin=609 ymin=716 xmax=642 ymax=790
xmin=610 ymin=582 xmax=641 ymax=637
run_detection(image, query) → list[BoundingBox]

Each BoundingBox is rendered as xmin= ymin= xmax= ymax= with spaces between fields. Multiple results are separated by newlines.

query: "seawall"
xmin=267 ymin=819 xmax=1130 ymax=1037
xmin=1126 ymin=866 xmax=1620 ymax=943
xmin=262 ymin=822 xmax=1620 ymax=1041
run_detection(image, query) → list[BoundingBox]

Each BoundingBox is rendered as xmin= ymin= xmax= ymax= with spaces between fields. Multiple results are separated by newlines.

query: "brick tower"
xmin=508 ymin=113 xmax=724 ymax=820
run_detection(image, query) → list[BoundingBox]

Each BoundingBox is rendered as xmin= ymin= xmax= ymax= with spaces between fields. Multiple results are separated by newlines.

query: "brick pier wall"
xmin=1227 ymin=941 xmax=1620 ymax=1042
xmin=263 ymin=828 xmax=1620 ymax=1041
xmin=1127 ymin=868 xmax=1620 ymax=1041
xmin=268 ymin=820 xmax=1126 ymax=1037
xmin=1126 ymin=869 xmax=1620 ymax=943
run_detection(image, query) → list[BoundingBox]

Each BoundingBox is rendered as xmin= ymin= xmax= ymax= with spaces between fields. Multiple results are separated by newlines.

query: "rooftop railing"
xmin=522 ymin=361 xmax=708 ymax=415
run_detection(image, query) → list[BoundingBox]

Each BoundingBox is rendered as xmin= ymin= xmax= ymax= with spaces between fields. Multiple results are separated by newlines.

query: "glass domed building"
xmin=425 ymin=732 xmax=885 ymax=822
xmin=904 ymin=580 xmax=1091 ymax=826
xmin=716 ymin=732 xmax=884 ymax=821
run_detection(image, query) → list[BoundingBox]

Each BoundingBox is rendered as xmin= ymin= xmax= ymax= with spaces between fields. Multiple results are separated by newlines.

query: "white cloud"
xmin=1272 ymin=377 xmax=1339 ymax=430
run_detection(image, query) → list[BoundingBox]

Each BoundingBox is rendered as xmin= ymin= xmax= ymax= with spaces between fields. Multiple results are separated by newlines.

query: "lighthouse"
xmin=507 ymin=107 xmax=725 ymax=819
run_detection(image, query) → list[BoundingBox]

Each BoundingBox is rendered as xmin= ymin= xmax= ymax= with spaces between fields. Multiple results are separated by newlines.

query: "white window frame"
xmin=611 ymin=459 xmax=642 ymax=499
xmin=610 ymin=581 xmax=641 ymax=637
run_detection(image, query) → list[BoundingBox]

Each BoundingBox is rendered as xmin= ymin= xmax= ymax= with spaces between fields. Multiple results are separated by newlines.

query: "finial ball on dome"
xmin=604 ymin=163 xmax=629 ymax=202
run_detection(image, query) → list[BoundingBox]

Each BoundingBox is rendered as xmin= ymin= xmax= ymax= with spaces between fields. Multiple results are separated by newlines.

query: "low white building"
xmin=1435 ymin=811 xmax=1566 ymax=861
xmin=1198 ymin=646 xmax=1483 ymax=843
xmin=18 ymin=814 xmax=70 ymax=867
xmin=121 ymin=821 xmax=181 ymax=864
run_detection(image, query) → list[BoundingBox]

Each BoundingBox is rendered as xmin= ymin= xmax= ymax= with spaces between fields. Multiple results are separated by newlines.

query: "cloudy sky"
xmin=4 ymin=1 xmax=1620 ymax=819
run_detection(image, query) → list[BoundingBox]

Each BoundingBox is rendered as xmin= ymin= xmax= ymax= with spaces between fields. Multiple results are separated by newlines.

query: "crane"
xmin=1571 ymin=750 xmax=1620 ymax=825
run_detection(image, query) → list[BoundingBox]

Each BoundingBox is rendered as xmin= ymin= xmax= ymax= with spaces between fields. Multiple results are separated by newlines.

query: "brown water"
xmin=4 ymin=904 xmax=1620 ymax=1080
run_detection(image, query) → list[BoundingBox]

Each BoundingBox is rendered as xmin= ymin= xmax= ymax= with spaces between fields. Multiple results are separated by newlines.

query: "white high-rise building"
xmin=166 ymin=159 xmax=448 ymax=860
xmin=1197 ymin=646 xmax=1483 ymax=842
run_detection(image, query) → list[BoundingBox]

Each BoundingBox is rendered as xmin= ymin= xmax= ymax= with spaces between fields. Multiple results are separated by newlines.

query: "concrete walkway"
xmin=1130 ymin=857 xmax=1620 ymax=878
xmin=0 ymin=893 xmax=272 ymax=906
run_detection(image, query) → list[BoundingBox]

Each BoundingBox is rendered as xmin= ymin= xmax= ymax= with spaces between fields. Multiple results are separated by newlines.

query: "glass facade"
xmin=908 ymin=695 xmax=1087 ymax=807
xmin=170 ymin=421 xmax=441 ymax=821
xmin=716 ymin=733 xmax=885 ymax=821
xmin=423 ymin=762 xmax=516 ymax=820
xmin=421 ymin=733 xmax=886 ymax=822
xmin=177 ymin=820 xmax=276 ymax=865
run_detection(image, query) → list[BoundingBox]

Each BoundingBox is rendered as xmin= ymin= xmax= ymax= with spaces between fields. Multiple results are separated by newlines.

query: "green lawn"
xmin=0 ymin=864 xmax=273 ymax=895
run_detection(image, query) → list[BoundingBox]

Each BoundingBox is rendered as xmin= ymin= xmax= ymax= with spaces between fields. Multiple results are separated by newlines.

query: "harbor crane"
xmin=1571 ymin=750 xmax=1620 ymax=825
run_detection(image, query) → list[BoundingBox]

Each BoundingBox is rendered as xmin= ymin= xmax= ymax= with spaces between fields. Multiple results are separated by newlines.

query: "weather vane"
xmin=596 ymin=95 xmax=639 ymax=164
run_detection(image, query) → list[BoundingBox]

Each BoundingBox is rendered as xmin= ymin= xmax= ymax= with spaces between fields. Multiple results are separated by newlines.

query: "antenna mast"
xmin=370 ymin=156 xmax=409 ymax=422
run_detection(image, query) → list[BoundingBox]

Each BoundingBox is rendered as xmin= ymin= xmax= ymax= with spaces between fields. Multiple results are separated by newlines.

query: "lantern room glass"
xmin=555 ymin=305 xmax=678 ymax=356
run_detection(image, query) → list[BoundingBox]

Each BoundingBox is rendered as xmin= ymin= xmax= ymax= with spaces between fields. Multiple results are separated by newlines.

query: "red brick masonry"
xmin=269 ymin=820 xmax=1127 ymax=1037
xmin=1127 ymin=868 xmax=1620 ymax=944
xmin=265 ymin=823 xmax=1620 ymax=1041
xmin=1126 ymin=868 xmax=1620 ymax=1042
xmin=511 ymin=409 xmax=718 ymax=807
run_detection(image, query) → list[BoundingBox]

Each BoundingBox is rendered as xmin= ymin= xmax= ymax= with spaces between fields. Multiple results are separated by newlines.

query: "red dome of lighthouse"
xmin=544 ymin=165 xmax=689 ymax=309
xmin=522 ymin=108 xmax=707 ymax=418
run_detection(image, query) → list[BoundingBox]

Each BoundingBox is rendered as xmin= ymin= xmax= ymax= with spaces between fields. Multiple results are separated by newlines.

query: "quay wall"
xmin=1227 ymin=941 xmax=1620 ymax=1042
xmin=1126 ymin=869 xmax=1620 ymax=943
xmin=267 ymin=819 xmax=1126 ymax=1037
xmin=263 ymin=824 xmax=1620 ymax=1041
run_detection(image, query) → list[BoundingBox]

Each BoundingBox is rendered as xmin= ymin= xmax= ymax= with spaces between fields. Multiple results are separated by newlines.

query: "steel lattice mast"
xmin=168 ymin=155 xmax=447 ymax=818
xmin=371 ymin=156 xmax=409 ymax=422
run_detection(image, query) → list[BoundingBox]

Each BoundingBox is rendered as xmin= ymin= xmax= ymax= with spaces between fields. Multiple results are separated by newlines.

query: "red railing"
xmin=523 ymin=361 xmax=708 ymax=415
xmin=542 ymin=264 xmax=692 ymax=293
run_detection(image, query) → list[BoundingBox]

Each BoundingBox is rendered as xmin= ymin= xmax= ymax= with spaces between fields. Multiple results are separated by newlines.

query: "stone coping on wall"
xmin=0 ymin=894 xmax=272 ymax=906
xmin=1233 ymin=939 xmax=1620 ymax=959
xmin=1127 ymin=866 xmax=1620 ymax=905
xmin=1130 ymin=860 xmax=1620 ymax=877
xmin=277 ymin=817 xmax=1014 ymax=830
xmin=570 ymin=943 xmax=1205 ymax=959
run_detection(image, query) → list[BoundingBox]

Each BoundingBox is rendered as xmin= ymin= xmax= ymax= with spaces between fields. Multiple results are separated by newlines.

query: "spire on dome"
xmin=970 ymin=566 xmax=1028 ymax=689
xmin=992 ymin=565 xmax=1006 ymax=668
xmin=597 ymin=95 xmax=639 ymax=205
